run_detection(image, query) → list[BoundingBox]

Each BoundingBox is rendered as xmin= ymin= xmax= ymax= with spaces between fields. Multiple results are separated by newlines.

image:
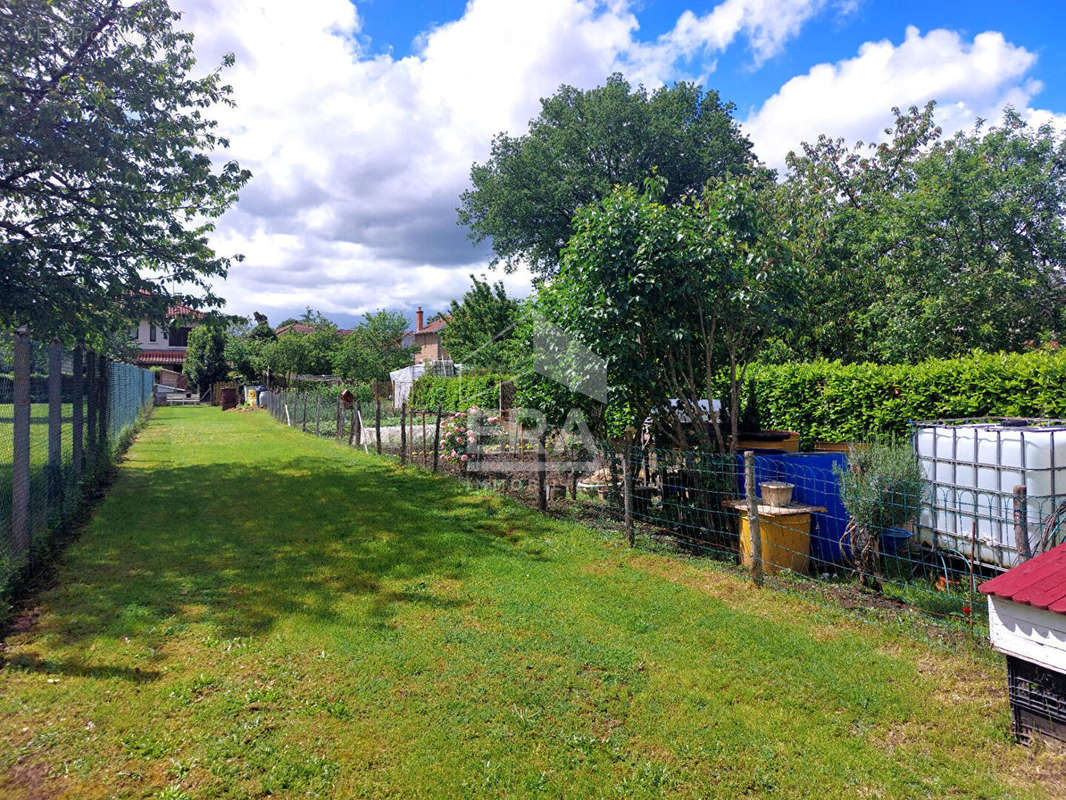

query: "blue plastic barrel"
xmin=775 ymin=453 xmax=851 ymax=568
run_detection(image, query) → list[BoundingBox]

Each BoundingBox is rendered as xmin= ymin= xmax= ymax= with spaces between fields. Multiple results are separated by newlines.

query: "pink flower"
xmin=461 ymin=454 xmax=468 ymax=462
xmin=467 ymin=434 xmax=476 ymax=443
xmin=450 ymin=449 xmax=457 ymax=457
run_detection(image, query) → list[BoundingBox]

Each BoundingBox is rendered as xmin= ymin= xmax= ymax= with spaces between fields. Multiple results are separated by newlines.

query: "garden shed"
xmin=980 ymin=543 xmax=1066 ymax=745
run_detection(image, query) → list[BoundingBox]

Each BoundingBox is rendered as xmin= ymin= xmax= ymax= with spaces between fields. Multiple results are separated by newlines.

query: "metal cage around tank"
xmin=911 ymin=417 xmax=1066 ymax=571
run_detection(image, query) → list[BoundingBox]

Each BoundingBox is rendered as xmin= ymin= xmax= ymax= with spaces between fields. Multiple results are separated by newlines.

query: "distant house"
xmin=409 ymin=306 xmax=449 ymax=364
xmin=132 ymin=304 xmax=203 ymax=372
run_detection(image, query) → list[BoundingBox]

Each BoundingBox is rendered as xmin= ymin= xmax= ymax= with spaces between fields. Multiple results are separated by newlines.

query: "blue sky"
xmin=175 ymin=0 xmax=1066 ymax=329
xmin=356 ymin=1 xmax=1066 ymax=117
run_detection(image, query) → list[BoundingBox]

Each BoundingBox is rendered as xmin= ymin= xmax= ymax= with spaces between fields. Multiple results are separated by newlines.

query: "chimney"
xmin=416 ymin=306 xmax=423 ymax=331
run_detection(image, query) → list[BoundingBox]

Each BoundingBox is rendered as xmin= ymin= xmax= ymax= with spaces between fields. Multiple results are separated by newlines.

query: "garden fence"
xmin=1 ymin=329 xmax=155 ymax=600
xmin=262 ymin=388 xmax=1066 ymax=631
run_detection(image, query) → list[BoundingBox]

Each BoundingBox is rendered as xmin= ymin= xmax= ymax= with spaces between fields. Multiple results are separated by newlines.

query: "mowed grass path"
xmin=2 ymin=408 xmax=1062 ymax=799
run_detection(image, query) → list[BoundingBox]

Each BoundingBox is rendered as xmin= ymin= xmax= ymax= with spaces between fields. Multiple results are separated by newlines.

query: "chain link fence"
xmin=1 ymin=330 xmax=155 ymax=612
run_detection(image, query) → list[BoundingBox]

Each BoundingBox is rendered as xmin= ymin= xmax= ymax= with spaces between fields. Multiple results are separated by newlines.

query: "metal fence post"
xmin=745 ymin=450 xmax=763 ymax=586
xmin=71 ymin=346 xmax=83 ymax=478
xmin=11 ymin=327 xmax=31 ymax=553
xmin=97 ymin=355 xmax=108 ymax=451
xmin=85 ymin=351 xmax=97 ymax=467
xmin=47 ymin=340 xmax=63 ymax=508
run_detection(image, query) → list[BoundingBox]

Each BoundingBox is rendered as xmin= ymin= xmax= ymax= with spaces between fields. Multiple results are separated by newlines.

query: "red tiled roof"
xmin=276 ymin=323 xmax=315 ymax=335
xmin=979 ymin=543 xmax=1066 ymax=615
xmin=167 ymin=304 xmax=204 ymax=320
xmin=136 ymin=350 xmax=186 ymax=365
xmin=417 ymin=317 xmax=448 ymax=334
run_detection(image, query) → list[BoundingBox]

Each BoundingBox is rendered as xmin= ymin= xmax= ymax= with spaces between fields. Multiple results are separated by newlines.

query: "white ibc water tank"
xmin=913 ymin=420 xmax=1066 ymax=570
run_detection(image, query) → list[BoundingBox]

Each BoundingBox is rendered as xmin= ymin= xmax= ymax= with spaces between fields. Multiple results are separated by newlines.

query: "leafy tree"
xmin=302 ymin=316 xmax=342 ymax=375
xmin=183 ymin=325 xmax=228 ymax=390
xmin=264 ymin=333 xmax=311 ymax=384
xmin=224 ymin=333 xmax=265 ymax=384
xmin=458 ymin=74 xmax=762 ymax=278
xmin=249 ymin=312 xmax=276 ymax=342
xmin=440 ymin=276 xmax=521 ymax=370
xmin=521 ymin=176 xmax=791 ymax=453
xmin=332 ymin=311 xmax=412 ymax=383
xmin=779 ymin=104 xmax=1066 ymax=362
xmin=0 ymin=0 xmax=250 ymax=341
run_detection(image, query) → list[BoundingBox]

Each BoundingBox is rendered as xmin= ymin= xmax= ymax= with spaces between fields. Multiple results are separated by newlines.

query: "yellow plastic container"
xmin=734 ymin=504 xmax=816 ymax=575
xmin=246 ymin=388 xmax=257 ymax=405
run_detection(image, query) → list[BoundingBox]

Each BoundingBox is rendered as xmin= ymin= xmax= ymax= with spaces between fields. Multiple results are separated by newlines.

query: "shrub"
xmin=742 ymin=347 xmax=1066 ymax=445
xmin=834 ymin=442 xmax=926 ymax=588
xmin=409 ymin=374 xmax=510 ymax=413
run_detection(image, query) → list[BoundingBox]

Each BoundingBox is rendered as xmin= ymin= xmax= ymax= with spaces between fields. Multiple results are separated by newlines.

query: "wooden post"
xmin=1013 ymin=485 xmax=1031 ymax=561
xmin=354 ymin=401 xmax=362 ymax=446
xmin=348 ymin=404 xmax=357 ymax=445
xmin=71 ymin=346 xmax=83 ymax=478
xmin=432 ymin=406 xmax=443 ymax=472
xmin=537 ymin=430 xmax=548 ymax=512
xmin=335 ymin=398 xmax=343 ymax=439
xmin=47 ymin=340 xmax=63 ymax=507
xmin=409 ymin=406 xmax=414 ymax=462
xmin=314 ymin=394 xmax=322 ymax=436
xmin=400 ymin=402 xmax=407 ymax=465
xmin=422 ymin=410 xmax=427 ymax=467
xmin=621 ymin=440 xmax=634 ymax=546
xmin=301 ymin=393 xmax=308 ymax=432
xmin=375 ymin=396 xmax=382 ymax=455
xmin=11 ymin=328 xmax=31 ymax=553
xmin=745 ymin=451 xmax=763 ymax=585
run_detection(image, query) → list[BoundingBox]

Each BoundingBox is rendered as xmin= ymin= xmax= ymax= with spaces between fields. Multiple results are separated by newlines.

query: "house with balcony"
xmin=132 ymin=304 xmax=203 ymax=372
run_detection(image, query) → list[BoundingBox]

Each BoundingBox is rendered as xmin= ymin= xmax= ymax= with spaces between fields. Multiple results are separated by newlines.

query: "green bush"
xmin=744 ymin=348 xmax=1066 ymax=445
xmin=410 ymin=374 xmax=511 ymax=412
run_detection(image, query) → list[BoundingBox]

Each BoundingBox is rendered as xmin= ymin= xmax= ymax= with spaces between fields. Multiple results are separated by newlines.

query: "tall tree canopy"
xmin=458 ymin=74 xmax=762 ymax=278
xmin=183 ymin=325 xmax=228 ymax=389
xmin=332 ymin=311 xmax=412 ymax=383
xmin=522 ymin=176 xmax=791 ymax=448
xmin=0 ymin=0 xmax=250 ymax=340
xmin=439 ymin=276 xmax=520 ymax=371
xmin=778 ymin=104 xmax=1066 ymax=362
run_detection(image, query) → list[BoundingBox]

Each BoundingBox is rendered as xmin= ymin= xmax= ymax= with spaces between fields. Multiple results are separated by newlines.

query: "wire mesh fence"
xmin=260 ymin=387 xmax=1066 ymax=634
xmin=1 ymin=331 xmax=155 ymax=608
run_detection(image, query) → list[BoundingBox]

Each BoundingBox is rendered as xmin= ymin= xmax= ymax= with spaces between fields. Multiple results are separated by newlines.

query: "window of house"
xmin=149 ymin=324 xmax=157 ymax=343
xmin=130 ymin=325 xmax=138 ymax=339
xmin=169 ymin=326 xmax=189 ymax=347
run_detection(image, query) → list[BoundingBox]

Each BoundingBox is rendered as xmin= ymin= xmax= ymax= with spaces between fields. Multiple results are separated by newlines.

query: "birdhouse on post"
xmin=340 ymin=388 xmax=354 ymax=409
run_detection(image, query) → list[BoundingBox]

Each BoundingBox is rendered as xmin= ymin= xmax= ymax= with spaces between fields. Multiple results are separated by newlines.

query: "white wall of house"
xmin=130 ymin=319 xmax=192 ymax=351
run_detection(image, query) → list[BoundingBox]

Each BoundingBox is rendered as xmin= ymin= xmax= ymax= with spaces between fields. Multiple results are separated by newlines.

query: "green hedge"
xmin=410 ymin=374 xmax=510 ymax=413
xmin=745 ymin=348 xmax=1066 ymax=445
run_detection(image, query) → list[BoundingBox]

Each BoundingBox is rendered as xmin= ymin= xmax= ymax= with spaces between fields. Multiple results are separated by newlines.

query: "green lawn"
xmin=1 ymin=407 xmax=1062 ymax=799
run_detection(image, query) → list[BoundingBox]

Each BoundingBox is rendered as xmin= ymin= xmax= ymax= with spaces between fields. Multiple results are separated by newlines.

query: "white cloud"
xmin=744 ymin=25 xmax=1061 ymax=170
xmin=172 ymin=2 xmax=1062 ymax=325
xmin=173 ymin=0 xmax=835 ymax=322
